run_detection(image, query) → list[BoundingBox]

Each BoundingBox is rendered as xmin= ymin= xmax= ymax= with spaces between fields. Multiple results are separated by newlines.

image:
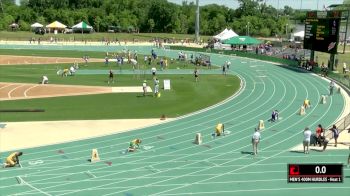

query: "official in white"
xmin=41 ymin=75 xmax=48 ymax=84
xmin=303 ymin=127 xmax=312 ymax=154
xmin=252 ymin=128 xmax=261 ymax=155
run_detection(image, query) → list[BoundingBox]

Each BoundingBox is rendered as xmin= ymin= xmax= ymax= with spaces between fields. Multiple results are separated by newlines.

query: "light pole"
xmin=246 ymin=22 xmax=250 ymax=36
xmin=195 ymin=0 xmax=200 ymax=43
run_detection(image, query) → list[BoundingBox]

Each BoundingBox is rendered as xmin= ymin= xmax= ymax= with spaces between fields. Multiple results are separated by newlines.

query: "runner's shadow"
xmin=241 ymin=151 xmax=253 ymax=155
xmin=289 ymin=150 xmax=305 ymax=154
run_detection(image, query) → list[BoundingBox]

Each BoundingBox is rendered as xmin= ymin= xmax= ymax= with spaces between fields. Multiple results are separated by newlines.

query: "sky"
xmin=167 ymin=0 xmax=344 ymax=10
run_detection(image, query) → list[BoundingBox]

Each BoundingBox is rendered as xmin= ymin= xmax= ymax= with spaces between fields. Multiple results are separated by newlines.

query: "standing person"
xmin=343 ymin=62 xmax=347 ymax=74
xmin=142 ymin=80 xmax=147 ymax=96
xmin=222 ymin=64 xmax=226 ymax=76
xmin=194 ymin=67 xmax=199 ymax=82
xmin=329 ymin=124 xmax=339 ymax=147
xmin=151 ymin=67 xmax=157 ymax=79
xmin=108 ymin=69 xmax=114 ymax=84
xmin=105 ymin=55 xmax=109 ymax=66
xmin=3 ymin=152 xmax=23 ymax=168
xmin=226 ymin=61 xmax=231 ymax=69
xmin=329 ymin=80 xmax=335 ymax=95
xmin=303 ymin=127 xmax=312 ymax=154
xmin=154 ymin=78 xmax=159 ymax=97
xmin=252 ymin=128 xmax=261 ymax=155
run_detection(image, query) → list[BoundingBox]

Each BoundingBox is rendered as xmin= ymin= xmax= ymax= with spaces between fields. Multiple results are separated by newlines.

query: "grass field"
xmin=0 ymin=61 xmax=239 ymax=121
xmin=0 ymin=31 xmax=211 ymax=42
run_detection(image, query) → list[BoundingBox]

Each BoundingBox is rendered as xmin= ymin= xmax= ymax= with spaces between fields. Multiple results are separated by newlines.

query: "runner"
xmin=3 ymin=152 xmax=23 ymax=168
xmin=128 ymin=139 xmax=142 ymax=152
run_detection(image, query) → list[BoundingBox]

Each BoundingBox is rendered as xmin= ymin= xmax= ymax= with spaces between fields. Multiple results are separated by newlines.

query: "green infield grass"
xmin=0 ymin=73 xmax=239 ymax=122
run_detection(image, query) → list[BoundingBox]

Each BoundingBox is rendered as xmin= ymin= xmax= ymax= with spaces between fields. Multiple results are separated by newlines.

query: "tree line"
xmin=0 ymin=0 xmax=309 ymax=37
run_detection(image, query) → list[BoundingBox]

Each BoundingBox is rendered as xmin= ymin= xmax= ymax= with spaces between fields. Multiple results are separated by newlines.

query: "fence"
xmin=325 ymin=113 xmax=350 ymax=139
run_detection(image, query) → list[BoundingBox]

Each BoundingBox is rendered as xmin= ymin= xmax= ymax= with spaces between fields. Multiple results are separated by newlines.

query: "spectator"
xmin=329 ymin=124 xmax=339 ymax=147
xmin=315 ymin=124 xmax=324 ymax=147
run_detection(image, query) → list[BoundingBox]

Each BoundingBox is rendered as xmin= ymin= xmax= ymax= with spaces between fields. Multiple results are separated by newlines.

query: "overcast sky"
xmin=167 ymin=0 xmax=344 ymax=10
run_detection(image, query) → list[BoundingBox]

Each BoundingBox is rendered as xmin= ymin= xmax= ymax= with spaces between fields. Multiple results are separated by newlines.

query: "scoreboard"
xmin=304 ymin=11 xmax=342 ymax=54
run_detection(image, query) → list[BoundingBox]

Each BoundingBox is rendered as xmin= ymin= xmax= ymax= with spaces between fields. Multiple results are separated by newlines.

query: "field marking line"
xmin=0 ymin=83 xmax=13 ymax=90
xmin=3 ymin=50 xmax=344 ymax=194
xmin=7 ymin=71 xmax=282 ymax=193
xmin=24 ymin=85 xmax=39 ymax=97
xmin=1 ymin=72 xmax=248 ymax=158
xmin=0 ymin=73 xmax=251 ymax=174
xmin=19 ymin=178 xmax=52 ymax=196
xmin=14 ymin=179 xmax=288 ymax=194
xmin=10 ymin=72 xmax=266 ymax=185
xmin=115 ymin=70 xmax=327 ymax=196
xmin=4 ymin=69 xmax=295 ymax=194
xmin=155 ymin=187 xmax=350 ymax=195
xmin=73 ymin=79 xmax=309 ymax=196
xmin=11 ymin=170 xmax=287 ymax=186
xmin=7 ymin=84 xmax=25 ymax=99
xmin=149 ymin=74 xmax=332 ymax=196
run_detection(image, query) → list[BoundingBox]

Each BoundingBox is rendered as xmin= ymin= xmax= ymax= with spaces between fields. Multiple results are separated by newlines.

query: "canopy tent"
xmin=72 ymin=21 xmax=92 ymax=30
xmin=223 ymin=36 xmax=262 ymax=45
xmin=220 ymin=29 xmax=239 ymax=40
xmin=31 ymin=22 xmax=43 ymax=28
xmin=46 ymin=21 xmax=67 ymax=29
xmin=213 ymin=28 xmax=229 ymax=39
xmin=293 ymin=30 xmax=305 ymax=38
xmin=9 ymin=23 xmax=19 ymax=31
xmin=72 ymin=21 xmax=93 ymax=33
xmin=9 ymin=23 xmax=19 ymax=28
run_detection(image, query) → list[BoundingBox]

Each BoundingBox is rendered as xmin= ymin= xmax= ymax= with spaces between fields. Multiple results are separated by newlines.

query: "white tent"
xmin=220 ymin=29 xmax=239 ymax=40
xmin=293 ymin=31 xmax=304 ymax=38
xmin=31 ymin=22 xmax=43 ymax=28
xmin=213 ymin=28 xmax=229 ymax=39
xmin=72 ymin=21 xmax=93 ymax=30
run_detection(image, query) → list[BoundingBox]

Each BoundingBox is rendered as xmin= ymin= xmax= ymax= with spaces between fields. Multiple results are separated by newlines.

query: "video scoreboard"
xmin=288 ymin=164 xmax=343 ymax=183
xmin=304 ymin=11 xmax=342 ymax=54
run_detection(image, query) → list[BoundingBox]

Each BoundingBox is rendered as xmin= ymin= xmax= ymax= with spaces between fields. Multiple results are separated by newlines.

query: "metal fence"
xmin=325 ymin=112 xmax=350 ymax=139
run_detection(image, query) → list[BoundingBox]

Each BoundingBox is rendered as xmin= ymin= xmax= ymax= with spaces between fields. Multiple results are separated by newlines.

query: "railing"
xmin=325 ymin=113 xmax=350 ymax=139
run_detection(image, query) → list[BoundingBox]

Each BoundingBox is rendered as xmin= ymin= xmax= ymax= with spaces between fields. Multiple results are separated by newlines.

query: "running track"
xmin=0 ymin=45 xmax=349 ymax=196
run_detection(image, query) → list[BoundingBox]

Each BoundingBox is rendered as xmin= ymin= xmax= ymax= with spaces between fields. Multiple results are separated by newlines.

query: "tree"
xmin=148 ymin=18 xmax=154 ymax=33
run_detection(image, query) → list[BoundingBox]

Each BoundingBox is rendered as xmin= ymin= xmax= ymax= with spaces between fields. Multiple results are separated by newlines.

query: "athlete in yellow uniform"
xmin=128 ymin=139 xmax=142 ymax=152
xmin=3 ymin=152 xmax=23 ymax=168
xmin=215 ymin=123 xmax=224 ymax=136
xmin=303 ymin=99 xmax=310 ymax=109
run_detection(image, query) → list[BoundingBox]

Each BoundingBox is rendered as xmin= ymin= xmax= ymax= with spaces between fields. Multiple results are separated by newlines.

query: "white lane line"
xmin=156 ymin=187 xmax=350 ymax=195
xmin=24 ymin=85 xmax=39 ymax=97
xmin=7 ymin=84 xmax=25 ymax=99
xmin=0 ymin=83 xmax=13 ymax=90
xmin=1 ymin=73 xmax=247 ymax=159
xmin=148 ymin=64 xmax=332 ymax=196
xmin=20 ymin=178 xmax=52 ymax=196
